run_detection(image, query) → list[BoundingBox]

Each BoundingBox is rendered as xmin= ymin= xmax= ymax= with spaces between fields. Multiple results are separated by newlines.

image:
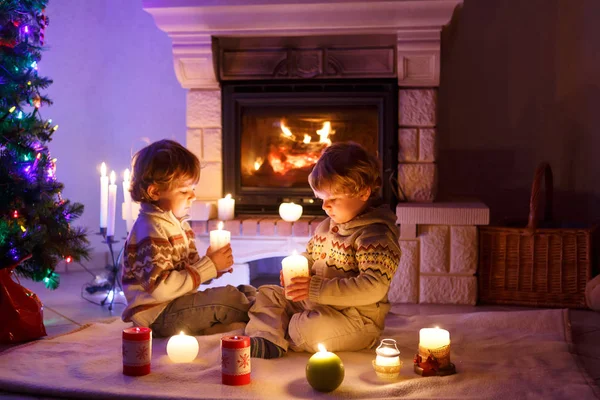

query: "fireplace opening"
xmin=223 ymin=80 xmax=398 ymax=215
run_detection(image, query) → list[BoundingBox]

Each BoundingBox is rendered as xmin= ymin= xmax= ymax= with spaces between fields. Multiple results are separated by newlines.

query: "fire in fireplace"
xmin=223 ymin=80 xmax=398 ymax=215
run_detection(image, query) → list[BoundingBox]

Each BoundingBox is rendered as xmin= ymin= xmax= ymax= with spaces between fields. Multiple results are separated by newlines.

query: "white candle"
xmin=166 ymin=331 xmax=199 ymax=363
xmin=419 ymin=327 xmax=450 ymax=350
xmin=281 ymin=251 xmax=309 ymax=300
xmin=218 ymin=194 xmax=235 ymax=221
xmin=122 ymin=169 xmax=133 ymax=233
xmin=375 ymin=339 xmax=401 ymax=367
xmin=100 ymin=162 xmax=108 ymax=229
xmin=279 ymin=202 xmax=303 ymax=222
xmin=131 ymin=202 xmax=141 ymax=220
xmin=107 ymin=170 xmax=117 ymax=237
xmin=209 ymin=221 xmax=230 ymax=251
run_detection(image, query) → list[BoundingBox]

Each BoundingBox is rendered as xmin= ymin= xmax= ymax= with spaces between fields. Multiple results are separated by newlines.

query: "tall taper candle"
xmin=122 ymin=169 xmax=133 ymax=233
xmin=100 ymin=162 xmax=108 ymax=229
xmin=107 ymin=170 xmax=117 ymax=237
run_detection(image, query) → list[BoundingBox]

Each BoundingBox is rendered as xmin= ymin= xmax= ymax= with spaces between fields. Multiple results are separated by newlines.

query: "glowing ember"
xmin=254 ymin=157 xmax=263 ymax=171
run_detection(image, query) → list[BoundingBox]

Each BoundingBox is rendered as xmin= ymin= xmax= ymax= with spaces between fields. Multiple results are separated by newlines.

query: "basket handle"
xmin=527 ymin=162 xmax=554 ymax=230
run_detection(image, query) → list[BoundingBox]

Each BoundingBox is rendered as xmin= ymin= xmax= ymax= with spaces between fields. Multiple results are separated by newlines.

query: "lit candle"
xmin=221 ymin=335 xmax=251 ymax=385
xmin=373 ymin=338 xmax=402 ymax=379
xmin=122 ymin=327 xmax=152 ymax=376
xmin=99 ymin=162 xmax=108 ymax=229
xmin=217 ymin=193 xmax=235 ymax=221
xmin=281 ymin=251 xmax=309 ymax=300
xmin=305 ymin=343 xmax=345 ymax=392
xmin=278 ymin=202 xmax=303 ymax=222
xmin=210 ymin=221 xmax=230 ymax=251
xmin=419 ymin=327 xmax=451 ymax=368
xmin=166 ymin=331 xmax=199 ymax=363
xmin=107 ymin=170 xmax=117 ymax=237
xmin=122 ymin=169 xmax=133 ymax=233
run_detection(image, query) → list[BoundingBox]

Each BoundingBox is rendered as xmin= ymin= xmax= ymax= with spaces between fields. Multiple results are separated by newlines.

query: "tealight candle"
xmin=210 ymin=221 xmax=231 ymax=251
xmin=122 ymin=327 xmax=152 ymax=376
xmin=281 ymin=251 xmax=309 ymax=300
xmin=218 ymin=194 xmax=235 ymax=221
xmin=221 ymin=335 xmax=251 ymax=385
xmin=166 ymin=331 xmax=199 ymax=363
xmin=278 ymin=202 xmax=303 ymax=222
xmin=372 ymin=338 xmax=402 ymax=379
xmin=306 ymin=343 xmax=344 ymax=392
xmin=419 ymin=327 xmax=451 ymax=368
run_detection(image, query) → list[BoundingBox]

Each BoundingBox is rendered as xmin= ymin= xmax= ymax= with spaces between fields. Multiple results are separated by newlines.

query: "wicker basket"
xmin=478 ymin=163 xmax=598 ymax=309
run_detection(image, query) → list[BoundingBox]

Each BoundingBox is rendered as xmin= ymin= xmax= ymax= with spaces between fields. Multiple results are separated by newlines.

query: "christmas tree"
xmin=0 ymin=0 xmax=89 ymax=289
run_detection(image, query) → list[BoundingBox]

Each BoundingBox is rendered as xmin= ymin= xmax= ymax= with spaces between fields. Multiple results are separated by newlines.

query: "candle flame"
xmin=292 ymin=249 xmax=298 ymax=256
xmin=180 ymin=331 xmax=185 ymax=335
xmin=101 ymin=162 xmax=106 ymax=177
xmin=317 ymin=343 xmax=326 ymax=352
xmin=218 ymin=221 xmax=224 ymax=230
xmin=225 ymin=194 xmax=232 ymax=199
xmin=303 ymin=134 xmax=311 ymax=144
xmin=280 ymin=121 xmax=293 ymax=138
xmin=109 ymin=170 xmax=116 ymax=185
xmin=317 ymin=121 xmax=332 ymax=145
xmin=124 ymin=168 xmax=130 ymax=182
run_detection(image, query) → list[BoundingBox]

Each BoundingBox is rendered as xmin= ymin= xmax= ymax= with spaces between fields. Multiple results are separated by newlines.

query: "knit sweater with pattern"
xmin=120 ymin=203 xmax=217 ymax=327
xmin=304 ymin=205 xmax=401 ymax=326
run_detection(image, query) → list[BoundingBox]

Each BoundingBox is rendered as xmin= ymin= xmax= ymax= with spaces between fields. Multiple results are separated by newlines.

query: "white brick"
xmin=419 ymin=225 xmax=449 ymax=273
xmin=399 ymin=89 xmax=437 ymax=127
xmin=419 ymin=128 xmax=437 ymax=162
xmin=450 ymin=226 xmax=478 ymax=275
xmin=197 ymin=161 xmax=222 ymax=200
xmin=186 ymin=128 xmax=202 ymax=160
xmin=420 ymin=275 xmax=477 ymax=305
xmin=398 ymin=128 xmax=418 ymax=162
xmin=397 ymin=163 xmax=437 ymax=202
xmin=388 ymin=240 xmax=418 ymax=303
xmin=203 ymin=127 xmax=222 ymax=162
xmin=187 ymin=90 xmax=221 ymax=128
xmin=400 ymin=223 xmax=417 ymax=239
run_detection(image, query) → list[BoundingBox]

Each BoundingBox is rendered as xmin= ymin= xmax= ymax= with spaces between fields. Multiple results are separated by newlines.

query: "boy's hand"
xmin=216 ymin=268 xmax=233 ymax=278
xmin=285 ymin=276 xmax=311 ymax=302
xmin=206 ymin=244 xmax=234 ymax=272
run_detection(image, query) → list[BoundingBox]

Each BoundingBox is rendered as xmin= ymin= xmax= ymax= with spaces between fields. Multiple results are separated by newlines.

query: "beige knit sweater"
xmin=305 ymin=205 xmax=401 ymax=327
xmin=121 ymin=203 xmax=217 ymax=327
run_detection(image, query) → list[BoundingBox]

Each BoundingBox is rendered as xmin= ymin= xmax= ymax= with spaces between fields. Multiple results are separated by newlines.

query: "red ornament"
xmin=13 ymin=210 xmax=18 ymax=218
xmin=64 ymin=256 xmax=72 ymax=263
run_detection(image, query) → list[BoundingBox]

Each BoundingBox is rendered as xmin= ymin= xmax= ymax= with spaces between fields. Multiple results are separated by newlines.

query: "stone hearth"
xmin=144 ymin=0 xmax=490 ymax=304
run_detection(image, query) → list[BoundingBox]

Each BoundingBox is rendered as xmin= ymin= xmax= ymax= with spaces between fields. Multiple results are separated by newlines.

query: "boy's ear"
xmin=146 ymin=184 xmax=160 ymax=201
xmin=358 ymin=188 xmax=371 ymax=201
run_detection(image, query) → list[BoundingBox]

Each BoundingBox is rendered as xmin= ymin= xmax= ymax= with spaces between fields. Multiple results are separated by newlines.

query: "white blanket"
xmin=0 ymin=308 xmax=598 ymax=399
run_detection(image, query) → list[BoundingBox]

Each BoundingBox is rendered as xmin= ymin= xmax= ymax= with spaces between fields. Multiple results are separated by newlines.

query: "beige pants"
xmin=244 ymin=285 xmax=383 ymax=353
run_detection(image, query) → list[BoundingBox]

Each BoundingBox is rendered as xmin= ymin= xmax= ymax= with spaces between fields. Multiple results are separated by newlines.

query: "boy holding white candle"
xmin=120 ymin=140 xmax=255 ymax=337
xmin=245 ymin=142 xmax=401 ymax=358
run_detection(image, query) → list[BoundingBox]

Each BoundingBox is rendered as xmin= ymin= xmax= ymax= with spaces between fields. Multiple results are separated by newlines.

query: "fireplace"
xmin=222 ymin=80 xmax=398 ymax=214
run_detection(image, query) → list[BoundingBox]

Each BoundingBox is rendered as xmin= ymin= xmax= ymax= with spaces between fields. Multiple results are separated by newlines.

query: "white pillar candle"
xmin=107 ymin=170 xmax=117 ymax=237
xmin=279 ymin=202 xmax=303 ymax=222
xmin=281 ymin=251 xmax=309 ymax=300
xmin=218 ymin=194 xmax=235 ymax=221
xmin=122 ymin=169 xmax=133 ymax=233
xmin=99 ymin=162 xmax=108 ymax=229
xmin=419 ymin=327 xmax=450 ymax=350
xmin=209 ymin=221 xmax=230 ymax=251
xmin=166 ymin=331 xmax=199 ymax=363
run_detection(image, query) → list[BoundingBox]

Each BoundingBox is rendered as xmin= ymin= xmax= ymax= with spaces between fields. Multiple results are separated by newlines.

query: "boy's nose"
xmin=322 ymin=201 xmax=331 ymax=211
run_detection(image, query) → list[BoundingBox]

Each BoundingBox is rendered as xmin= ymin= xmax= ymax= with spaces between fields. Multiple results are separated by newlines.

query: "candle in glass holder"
xmin=306 ymin=343 xmax=344 ymax=392
xmin=279 ymin=202 xmax=303 ymax=222
xmin=281 ymin=251 xmax=309 ymax=300
xmin=419 ymin=327 xmax=451 ymax=368
xmin=218 ymin=194 xmax=235 ymax=221
xmin=372 ymin=338 xmax=402 ymax=379
xmin=122 ymin=327 xmax=152 ymax=376
xmin=221 ymin=335 xmax=251 ymax=385
xmin=210 ymin=221 xmax=230 ymax=251
xmin=166 ymin=331 xmax=199 ymax=363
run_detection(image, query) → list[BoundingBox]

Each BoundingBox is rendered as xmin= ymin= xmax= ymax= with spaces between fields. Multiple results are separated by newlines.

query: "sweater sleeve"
xmin=308 ymin=225 xmax=400 ymax=307
xmin=123 ymin=222 xmax=217 ymax=303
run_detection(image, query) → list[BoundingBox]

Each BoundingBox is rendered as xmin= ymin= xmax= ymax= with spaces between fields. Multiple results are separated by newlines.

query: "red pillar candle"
xmin=221 ymin=335 xmax=251 ymax=385
xmin=122 ymin=327 xmax=152 ymax=376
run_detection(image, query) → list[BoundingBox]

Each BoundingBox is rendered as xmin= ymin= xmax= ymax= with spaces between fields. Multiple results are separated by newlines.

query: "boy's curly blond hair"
xmin=129 ymin=139 xmax=200 ymax=203
xmin=308 ymin=142 xmax=381 ymax=198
